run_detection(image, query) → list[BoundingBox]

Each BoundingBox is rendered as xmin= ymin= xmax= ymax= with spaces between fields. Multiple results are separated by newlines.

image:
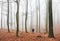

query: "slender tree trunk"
xmin=36 ymin=7 xmax=38 ymax=32
xmin=49 ymin=0 xmax=54 ymax=38
xmin=38 ymin=0 xmax=40 ymax=33
xmin=46 ymin=13 xmax=48 ymax=33
xmin=7 ymin=0 xmax=10 ymax=32
xmin=25 ymin=0 xmax=28 ymax=33
xmin=36 ymin=0 xmax=38 ymax=32
xmin=45 ymin=0 xmax=49 ymax=34
xmin=1 ymin=0 xmax=3 ymax=29
xmin=22 ymin=15 xmax=23 ymax=32
xmin=30 ymin=11 xmax=32 ymax=32
xmin=11 ymin=3 xmax=12 ymax=30
xmin=22 ymin=13 xmax=24 ymax=32
xmin=16 ymin=0 xmax=20 ymax=37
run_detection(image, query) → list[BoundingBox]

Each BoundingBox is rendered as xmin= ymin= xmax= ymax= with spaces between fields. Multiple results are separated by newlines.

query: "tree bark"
xmin=7 ymin=0 xmax=10 ymax=32
xmin=16 ymin=0 xmax=20 ymax=37
xmin=38 ymin=0 xmax=40 ymax=33
xmin=25 ymin=0 xmax=28 ymax=33
xmin=46 ymin=12 xmax=49 ymax=33
xmin=49 ymin=0 xmax=54 ymax=38
xmin=36 ymin=0 xmax=38 ymax=32
xmin=1 ymin=0 xmax=3 ymax=29
xmin=30 ymin=11 xmax=33 ymax=32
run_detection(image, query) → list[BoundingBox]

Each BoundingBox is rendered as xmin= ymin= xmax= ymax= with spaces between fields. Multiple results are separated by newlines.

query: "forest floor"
xmin=0 ymin=29 xmax=60 ymax=41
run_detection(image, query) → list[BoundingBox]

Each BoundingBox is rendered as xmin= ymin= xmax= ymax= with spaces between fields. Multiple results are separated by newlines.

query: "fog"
xmin=0 ymin=0 xmax=60 ymax=34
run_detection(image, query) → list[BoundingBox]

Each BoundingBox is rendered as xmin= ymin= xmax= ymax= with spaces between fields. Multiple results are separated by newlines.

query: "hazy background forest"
xmin=0 ymin=0 xmax=60 ymax=34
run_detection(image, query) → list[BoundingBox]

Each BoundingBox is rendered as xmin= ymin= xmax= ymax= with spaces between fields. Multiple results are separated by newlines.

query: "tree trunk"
xmin=36 ymin=0 xmax=38 ymax=32
xmin=22 ymin=13 xmax=24 ymax=32
xmin=11 ymin=3 xmax=12 ymax=30
xmin=46 ymin=12 xmax=49 ymax=33
xmin=1 ymin=0 xmax=3 ymax=29
xmin=7 ymin=0 xmax=10 ymax=32
xmin=49 ymin=0 xmax=54 ymax=38
xmin=38 ymin=0 xmax=40 ymax=33
xmin=25 ymin=0 xmax=28 ymax=33
xmin=30 ymin=11 xmax=33 ymax=32
xmin=16 ymin=0 xmax=20 ymax=37
xmin=45 ymin=0 xmax=49 ymax=34
xmin=36 ymin=7 xmax=38 ymax=32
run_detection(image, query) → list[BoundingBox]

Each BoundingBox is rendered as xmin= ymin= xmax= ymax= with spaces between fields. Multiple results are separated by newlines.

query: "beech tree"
xmin=36 ymin=0 xmax=38 ymax=32
xmin=7 ymin=0 xmax=10 ymax=32
xmin=25 ymin=0 xmax=28 ymax=33
xmin=46 ymin=12 xmax=49 ymax=33
xmin=38 ymin=0 xmax=40 ymax=33
xmin=30 ymin=10 xmax=33 ymax=32
xmin=16 ymin=0 xmax=20 ymax=37
xmin=1 ymin=0 xmax=3 ymax=29
xmin=46 ymin=0 xmax=49 ymax=33
xmin=49 ymin=0 xmax=54 ymax=38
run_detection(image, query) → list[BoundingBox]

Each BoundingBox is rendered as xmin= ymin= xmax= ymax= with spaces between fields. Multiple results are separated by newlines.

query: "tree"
xmin=46 ymin=12 xmax=49 ymax=33
xmin=1 ymin=0 xmax=3 ymax=29
xmin=46 ymin=0 xmax=49 ymax=33
xmin=11 ymin=3 xmax=12 ymax=30
xmin=16 ymin=0 xmax=20 ymax=37
xmin=38 ymin=0 xmax=40 ymax=33
xmin=25 ymin=0 xmax=28 ymax=33
xmin=7 ymin=0 xmax=10 ymax=32
xmin=36 ymin=0 xmax=38 ymax=32
xmin=30 ymin=10 xmax=33 ymax=32
xmin=49 ymin=0 xmax=54 ymax=38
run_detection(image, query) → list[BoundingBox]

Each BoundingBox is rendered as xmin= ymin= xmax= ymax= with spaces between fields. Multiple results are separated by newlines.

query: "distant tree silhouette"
xmin=7 ymin=0 xmax=10 ymax=32
xmin=30 ymin=11 xmax=33 ymax=32
xmin=36 ymin=0 xmax=38 ymax=32
xmin=16 ymin=0 xmax=20 ymax=37
xmin=1 ymin=0 xmax=3 ymax=29
xmin=25 ymin=0 xmax=28 ymax=33
xmin=38 ymin=0 xmax=40 ymax=33
xmin=30 ymin=3 xmax=33 ymax=32
xmin=46 ymin=12 xmax=49 ymax=33
xmin=49 ymin=0 xmax=54 ymax=38
xmin=46 ymin=1 xmax=49 ymax=33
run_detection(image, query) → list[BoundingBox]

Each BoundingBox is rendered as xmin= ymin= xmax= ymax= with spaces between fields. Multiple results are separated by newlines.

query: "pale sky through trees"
xmin=0 ymin=0 xmax=60 ymax=34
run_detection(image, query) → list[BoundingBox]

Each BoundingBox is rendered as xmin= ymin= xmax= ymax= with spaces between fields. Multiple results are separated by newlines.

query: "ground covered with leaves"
xmin=0 ymin=29 xmax=60 ymax=41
